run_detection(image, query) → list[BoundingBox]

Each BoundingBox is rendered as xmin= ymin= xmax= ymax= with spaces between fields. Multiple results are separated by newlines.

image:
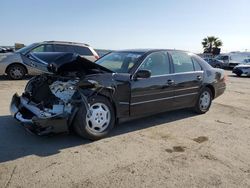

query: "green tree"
xmin=202 ymin=36 xmax=223 ymax=54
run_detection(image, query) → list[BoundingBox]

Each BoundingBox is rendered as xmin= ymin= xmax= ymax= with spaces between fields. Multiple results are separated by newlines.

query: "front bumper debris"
xmin=10 ymin=93 xmax=69 ymax=135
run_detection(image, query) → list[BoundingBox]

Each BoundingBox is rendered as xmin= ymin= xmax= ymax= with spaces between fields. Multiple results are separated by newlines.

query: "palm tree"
xmin=202 ymin=36 xmax=223 ymax=54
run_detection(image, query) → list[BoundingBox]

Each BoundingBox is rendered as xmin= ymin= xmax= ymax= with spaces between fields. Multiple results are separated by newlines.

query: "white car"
xmin=232 ymin=59 xmax=250 ymax=76
xmin=0 ymin=41 xmax=99 ymax=80
xmin=216 ymin=52 xmax=250 ymax=69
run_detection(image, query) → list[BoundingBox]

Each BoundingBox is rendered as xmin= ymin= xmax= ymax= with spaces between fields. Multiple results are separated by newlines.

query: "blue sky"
xmin=1 ymin=0 xmax=250 ymax=52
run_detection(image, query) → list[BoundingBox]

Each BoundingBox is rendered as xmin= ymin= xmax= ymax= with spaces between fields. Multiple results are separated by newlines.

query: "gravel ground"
xmin=0 ymin=71 xmax=250 ymax=188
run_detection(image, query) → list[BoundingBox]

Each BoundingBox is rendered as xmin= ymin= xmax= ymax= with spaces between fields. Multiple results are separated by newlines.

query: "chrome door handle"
xmin=167 ymin=79 xmax=175 ymax=85
xmin=197 ymin=75 xmax=202 ymax=80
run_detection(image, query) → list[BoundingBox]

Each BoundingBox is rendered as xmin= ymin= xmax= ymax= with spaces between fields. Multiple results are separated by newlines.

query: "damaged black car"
xmin=10 ymin=50 xmax=226 ymax=140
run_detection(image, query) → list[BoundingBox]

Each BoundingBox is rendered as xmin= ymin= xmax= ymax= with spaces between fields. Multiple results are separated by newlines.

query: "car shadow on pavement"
xmin=0 ymin=75 xmax=33 ymax=81
xmin=0 ymin=109 xmax=195 ymax=163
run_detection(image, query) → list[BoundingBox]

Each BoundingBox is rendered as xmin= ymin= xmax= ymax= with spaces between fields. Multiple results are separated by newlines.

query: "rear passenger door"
xmin=168 ymin=51 xmax=203 ymax=108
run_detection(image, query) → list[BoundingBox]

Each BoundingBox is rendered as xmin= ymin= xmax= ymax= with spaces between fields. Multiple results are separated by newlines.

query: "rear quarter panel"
xmin=203 ymin=68 xmax=226 ymax=99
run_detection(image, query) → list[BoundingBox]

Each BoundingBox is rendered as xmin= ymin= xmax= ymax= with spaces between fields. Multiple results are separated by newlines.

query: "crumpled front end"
xmin=10 ymin=93 xmax=70 ymax=135
xmin=10 ymin=52 xmax=117 ymax=136
xmin=9 ymin=74 xmax=85 ymax=135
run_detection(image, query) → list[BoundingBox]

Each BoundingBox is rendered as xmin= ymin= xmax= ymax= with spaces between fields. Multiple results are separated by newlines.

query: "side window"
xmin=44 ymin=45 xmax=54 ymax=52
xmin=31 ymin=45 xmax=45 ymax=52
xmin=54 ymin=45 xmax=74 ymax=53
xmin=31 ymin=44 xmax=54 ymax=52
xmin=169 ymin=51 xmax=194 ymax=73
xmin=74 ymin=46 xmax=93 ymax=56
xmin=192 ymin=58 xmax=203 ymax=71
xmin=139 ymin=51 xmax=170 ymax=76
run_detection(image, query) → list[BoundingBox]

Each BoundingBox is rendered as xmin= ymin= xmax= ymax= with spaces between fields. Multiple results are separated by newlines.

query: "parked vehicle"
xmin=0 ymin=41 xmax=99 ymax=80
xmin=215 ymin=52 xmax=250 ymax=69
xmin=0 ymin=47 xmax=7 ymax=53
xmin=10 ymin=49 xmax=226 ymax=140
xmin=232 ymin=58 xmax=250 ymax=76
xmin=203 ymin=58 xmax=224 ymax=68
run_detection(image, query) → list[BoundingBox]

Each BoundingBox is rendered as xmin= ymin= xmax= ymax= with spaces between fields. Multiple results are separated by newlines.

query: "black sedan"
xmin=10 ymin=50 xmax=226 ymax=140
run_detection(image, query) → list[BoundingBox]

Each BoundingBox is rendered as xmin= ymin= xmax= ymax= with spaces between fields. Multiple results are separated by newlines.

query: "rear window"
xmin=74 ymin=46 xmax=93 ymax=56
xmin=54 ymin=45 xmax=74 ymax=53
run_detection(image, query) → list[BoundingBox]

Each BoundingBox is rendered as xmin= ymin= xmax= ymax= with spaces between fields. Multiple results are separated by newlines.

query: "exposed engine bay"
xmin=24 ymin=75 xmax=80 ymax=117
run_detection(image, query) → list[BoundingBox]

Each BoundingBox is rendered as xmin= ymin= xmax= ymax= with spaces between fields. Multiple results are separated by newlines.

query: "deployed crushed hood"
xmin=21 ymin=52 xmax=113 ymax=74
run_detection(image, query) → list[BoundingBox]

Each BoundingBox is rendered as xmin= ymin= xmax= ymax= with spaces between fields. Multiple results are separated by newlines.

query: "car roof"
xmin=116 ymin=49 xmax=188 ymax=54
xmin=41 ymin=41 xmax=90 ymax=47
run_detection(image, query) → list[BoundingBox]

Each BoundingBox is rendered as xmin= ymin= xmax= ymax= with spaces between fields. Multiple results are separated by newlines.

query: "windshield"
xmin=95 ymin=52 xmax=143 ymax=73
xmin=16 ymin=43 xmax=38 ymax=54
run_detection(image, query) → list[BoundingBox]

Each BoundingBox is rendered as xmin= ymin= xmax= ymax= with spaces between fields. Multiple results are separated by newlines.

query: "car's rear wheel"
xmin=194 ymin=87 xmax=212 ymax=114
xmin=6 ymin=64 xmax=26 ymax=80
xmin=73 ymin=96 xmax=115 ymax=140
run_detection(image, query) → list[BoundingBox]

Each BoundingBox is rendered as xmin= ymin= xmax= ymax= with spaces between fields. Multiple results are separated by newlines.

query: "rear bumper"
xmin=10 ymin=93 xmax=69 ymax=135
xmin=215 ymin=85 xmax=226 ymax=98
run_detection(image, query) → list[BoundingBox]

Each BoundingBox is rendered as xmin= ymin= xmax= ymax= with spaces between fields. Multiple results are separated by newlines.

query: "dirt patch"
xmin=165 ymin=146 xmax=186 ymax=153
xmin=215 ymin=120 xmax=232 ymax=125
xmin=193 ymin=136 xmax=209 ymax=143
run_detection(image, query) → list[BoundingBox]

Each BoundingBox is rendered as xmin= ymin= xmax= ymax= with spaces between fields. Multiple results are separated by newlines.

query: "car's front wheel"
xmin=6 ymin=64 xmax=26 ymax=80
xmin=194 ymin=87 xmax=212 ymax=114
xmin=73 ymin=96 xmax=115 ymax=140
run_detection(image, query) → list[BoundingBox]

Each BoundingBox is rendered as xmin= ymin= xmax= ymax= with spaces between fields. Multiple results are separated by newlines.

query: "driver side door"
xmin=130 ymin=51 xmax=175 ymax=116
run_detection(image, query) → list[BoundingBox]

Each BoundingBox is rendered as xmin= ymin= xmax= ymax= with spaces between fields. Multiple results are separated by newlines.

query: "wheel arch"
xmin=95 ymin=91 xmax=118 ymax=121
xmin=205 ymin=84 xmax=215 ymax=99
xmin=5 ymin=62 xmax=28 ymax=74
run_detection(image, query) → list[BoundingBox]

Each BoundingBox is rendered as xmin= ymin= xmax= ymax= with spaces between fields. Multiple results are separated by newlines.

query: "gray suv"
xmin=0 ymin=41 xmax=99 ymax=80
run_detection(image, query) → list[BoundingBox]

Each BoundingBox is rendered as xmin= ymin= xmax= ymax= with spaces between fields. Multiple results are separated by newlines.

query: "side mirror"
xmin=134 ymin=69 xmax=151 ymax=80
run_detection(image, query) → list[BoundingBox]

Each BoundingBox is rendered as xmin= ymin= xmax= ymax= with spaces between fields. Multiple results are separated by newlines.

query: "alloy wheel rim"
xmin=199 ymin=91 xmax=211 ymax=111
xmin=86 ymin=102 xmax=111 ymax=133
xmin=10 ymin=67 xmax=24 ymax=79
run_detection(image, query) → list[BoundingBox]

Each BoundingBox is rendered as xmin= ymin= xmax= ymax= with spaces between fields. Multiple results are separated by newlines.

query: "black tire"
xmin=193 ymin=87 xmax=212 ymax=114
xmin=236 ymin=73 xmax=242 ymax=77
xmin=73 ymin=96 xmax=115 ymax=140
xmin=6 ymin=64 xmax=26 ymax=80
